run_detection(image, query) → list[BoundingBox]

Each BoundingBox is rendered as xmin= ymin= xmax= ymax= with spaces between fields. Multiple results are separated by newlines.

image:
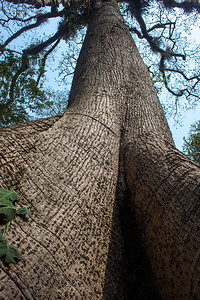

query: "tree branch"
xmin=129 ymin=27 xmax=143 ymax=39
xmin=37 ymin=38 xmax=61 ymax=85
xmin=164 ymin=68 xmax=200 ymax=82
xmin=23 ymin=21 xmax=69 ymax=55
xmin=9 ymin=55 xmax=29 ymax=104
xmin=0 ymin=0 xmax=41 ymax=23
xmin=128 ymin=8 xmax=193 ymax=100
xmin=162 ymin=0 xmax=200 ymax=13
xmin=147 ymin=22 xmax=173 ymax=33
xmin=0 ymin=10 xmax=64 ymax=51
xmin=131 ymin=12 xmax=186 ymax=60
xmin=159 ymin=56 xmax=200 ymax=100
xmin=5 ymin=0 xmax=69 ymax=9
xmin=0 ymin=54 xmax=30 ymax=117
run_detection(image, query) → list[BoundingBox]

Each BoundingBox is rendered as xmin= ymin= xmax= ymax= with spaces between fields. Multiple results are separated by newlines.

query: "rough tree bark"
xmin=0 ymin=2 xmax=200 ymax=299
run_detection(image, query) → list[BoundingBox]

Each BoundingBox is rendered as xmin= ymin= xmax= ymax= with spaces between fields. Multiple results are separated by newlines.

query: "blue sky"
xmin=163 ymin=24 xmax=200 ymax=151
xmin=168 ymin=102 xmax=200 ymax=150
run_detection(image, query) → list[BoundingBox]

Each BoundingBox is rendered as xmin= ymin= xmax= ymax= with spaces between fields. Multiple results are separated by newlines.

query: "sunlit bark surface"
xmin=0 ymin=2 xmax=200 ymax=299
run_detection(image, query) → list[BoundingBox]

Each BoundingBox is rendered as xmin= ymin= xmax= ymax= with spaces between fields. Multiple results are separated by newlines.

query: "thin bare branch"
xmin=129 ymin=27 xmax=143 ymax=38
xmin=23 ymin=21 xmax=69 ymax=55
xmin=147 ymin=22 xmax=173 ymax=33
xmin=7 ymin=55 xmax=29 ymax=108
xmin=159 ymin=56 xmax=200 ymax=100
xmin=162 ymin=0 xmax=200 ymax=13
xmin=37 ymin=38 xmax=61 ymax=85
xmin=0 ymin=10 xmax=64 ymax=50
xmin=5 ymin=0 xmax=69 ymax=9
xmin=0 ymin=11 xmax=44 ymax=23
xmin=165 ymin=68 xmax=200 ymax=82
xmin=130 ymin=13 xmax=185 ymax=60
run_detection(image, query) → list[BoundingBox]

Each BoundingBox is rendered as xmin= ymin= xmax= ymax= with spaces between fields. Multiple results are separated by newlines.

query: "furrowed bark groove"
xmin=124 ymin=133 xmax=200 ymax=299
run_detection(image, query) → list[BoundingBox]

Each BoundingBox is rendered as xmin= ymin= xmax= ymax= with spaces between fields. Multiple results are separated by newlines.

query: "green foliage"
xmin=0 ymin=51 xmax=53 ymax=128
xmin=37 ymin=90 xmax=69 ymax=118
xmin=148 ymin=67 xmax=170 ymax=94
xmin=0 ymin=188 xmax=21 ymax=202
xmin=183 ymin=121 xmax=200 ymax=165
xmin=0 ymin=188 xmax=31 ymax=265
xmin=0 ymin=230 xmax=20 ymax=264
xmin=17 ymin=207 xmax=31 ymax=216
xmin=118 ymin=2 xmax=123 ymax=9
xmin=60 ymin=1 xmax=89 ymax=42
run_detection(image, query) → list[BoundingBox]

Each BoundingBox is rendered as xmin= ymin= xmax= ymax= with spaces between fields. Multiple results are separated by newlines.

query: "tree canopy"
xmin=0 ymin=0 xmax=200 ymax=127
xmin=183 ymin=120 xmax=200 ymax=164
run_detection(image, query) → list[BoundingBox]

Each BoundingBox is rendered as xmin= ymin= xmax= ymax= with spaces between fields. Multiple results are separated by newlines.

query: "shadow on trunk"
xmin=103 ymin=157 xmax=161 ymax=299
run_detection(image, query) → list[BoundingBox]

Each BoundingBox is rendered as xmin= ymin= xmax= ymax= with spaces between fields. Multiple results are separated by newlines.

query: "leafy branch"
xmin=8 ymin=54 xmax=30 ymax=106
xmin=126 ymin=0 xmax=200 ymax=103
xmin=37 ymin=38 xmax=61 ymax=85
xmin=0 ymin=188 xmax=31 ymax=265
xmin=0 ymin=1 xmax=89 ymax=114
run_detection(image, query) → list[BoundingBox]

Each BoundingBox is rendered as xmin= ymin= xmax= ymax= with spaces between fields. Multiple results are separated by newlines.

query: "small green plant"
xmin=0 ymin=188 xmax=31 ymax=264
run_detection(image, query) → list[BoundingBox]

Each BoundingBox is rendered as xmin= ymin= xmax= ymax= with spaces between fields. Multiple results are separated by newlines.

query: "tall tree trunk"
xmin=0 ymin=1 xmax=200 ymax=299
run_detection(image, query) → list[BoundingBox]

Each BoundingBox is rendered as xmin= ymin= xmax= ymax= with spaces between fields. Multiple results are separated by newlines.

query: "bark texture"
xmin=124 ymin=134 xmax=200 ymax=299
xmin=0 ymin=2 xmax=200 ymax=299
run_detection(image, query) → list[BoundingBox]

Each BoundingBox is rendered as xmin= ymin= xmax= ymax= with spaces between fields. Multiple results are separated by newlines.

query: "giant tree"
xmin=0 ymin=0 xmax=200 ymax=299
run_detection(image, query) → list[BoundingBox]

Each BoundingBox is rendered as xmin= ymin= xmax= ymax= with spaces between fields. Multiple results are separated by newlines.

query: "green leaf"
xmin=0 ymin=207 xmax=16 ymax=222
xmin=0 ymin=241 xmax=7 ymax=258
xmin=0 ymin=229 xmax=3 ymax=242
xmin=0 ymin=199 xmax=15 ymax=208
xmin=17 ymin=207 xmax=31 ymax=216
xmin=0 ymin=240 xmax=20 ymax=264
xmin=0 ymin=188 xmax=21 ymax=203
xmin=5 ymin=244 xmax=20 ymax=264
